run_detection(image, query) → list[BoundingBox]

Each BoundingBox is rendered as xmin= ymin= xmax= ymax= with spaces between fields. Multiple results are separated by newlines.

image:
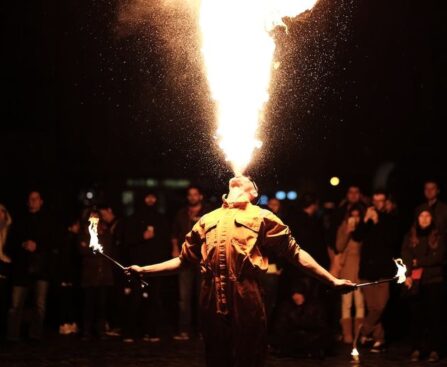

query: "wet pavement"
xmin=0 ymin=335 xmax=444 ymax=367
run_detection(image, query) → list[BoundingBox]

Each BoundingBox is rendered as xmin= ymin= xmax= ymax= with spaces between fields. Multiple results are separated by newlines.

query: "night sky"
xmin=1 ymin=0 xmax=446 ymax=214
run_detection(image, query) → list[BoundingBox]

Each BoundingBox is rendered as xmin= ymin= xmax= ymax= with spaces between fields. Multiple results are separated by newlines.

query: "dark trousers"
xmin=0 ymin=278 xmax=9 ymax=339
xmin=409 ymin=282 xmax=443 ymax=352
xmin=7 ymin=280 xmax=49 ymax=341
xmin=178 ymin=267 xmax=200 ymax=333
xmin=58 ymin=285 xmax=75 ymax=325
xmin=82 ymin=286 xmax=108 ymax=336
xmin=361 ymin=281 xmax=389 ymax=342
xmin=123 ymin=278 xmax=162 ymax=338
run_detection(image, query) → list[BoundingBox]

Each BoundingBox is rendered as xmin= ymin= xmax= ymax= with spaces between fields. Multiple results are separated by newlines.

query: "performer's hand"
xmin=125 ymin=265 xmax=143 ymax=276
xmin=332 ymin=278 xmax=356 ymax=293
xmin=404 ymin=277 xmax=413 ymax=289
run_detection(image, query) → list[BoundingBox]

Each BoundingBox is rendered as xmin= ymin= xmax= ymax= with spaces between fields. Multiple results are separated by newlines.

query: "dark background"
xmin=1 ymin=0 xmax=446 ymax=222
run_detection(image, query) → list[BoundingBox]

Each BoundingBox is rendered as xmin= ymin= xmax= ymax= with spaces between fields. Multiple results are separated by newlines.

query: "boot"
xmin=340 ymin=318 xmax=353 ymax=344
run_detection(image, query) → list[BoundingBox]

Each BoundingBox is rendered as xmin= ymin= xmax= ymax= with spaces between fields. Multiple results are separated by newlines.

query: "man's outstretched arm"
xmin=126 ymin=257 xmax=183 ymax=277
xmin=297 ymin=248 xmax=350 ymax=287
xmin=126 ymin=219 xmax=204 ymax=277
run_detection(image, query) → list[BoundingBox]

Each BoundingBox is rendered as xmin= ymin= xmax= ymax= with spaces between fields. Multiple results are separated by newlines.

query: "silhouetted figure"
xmin=402 ymin=209 xmax=445 ymax=363
xmin=7 ymin=191 xmax=56 ymax=341
xmin=122 ymin=191 xmax=169 ymax=342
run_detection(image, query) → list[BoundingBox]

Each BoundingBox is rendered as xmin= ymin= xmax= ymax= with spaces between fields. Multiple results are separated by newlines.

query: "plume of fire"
xmin=199 ymin=0 xmax=318 ymax=175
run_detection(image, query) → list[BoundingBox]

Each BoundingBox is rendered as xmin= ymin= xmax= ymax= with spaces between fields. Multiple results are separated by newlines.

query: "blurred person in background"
xmin=352 ymin=190 xmax=399 ymax=353
xmin=401 ymin=209 xmax=445 ymax=363
xmin=54 ymin=217 xmax=80 ymax=335
xmin=260 ymin=197 xmax=283 ymax=331
xmin=335 ymin=205 xmax=365 ymax=344
xmin=271 ymin=275 xmax=331 ymax=359
xmin=0 ymin=204 xmax=13 ymax=340
xmin=122 ymin=191 xmax=169 ymax=343
xmin=79 ymin=210 xmax=114 ymax=340
xmin=415 ymin=180 xmax=447 ymax=235
xmin=289 ymin=193 xmax=329 ymax=270
xmin=99 ymin=204 xmax=125 ymax=337
xmin=171 ymin=185 xmax=211 ymax=340
xmin=7 ymin=191 xmax=56 ymax=341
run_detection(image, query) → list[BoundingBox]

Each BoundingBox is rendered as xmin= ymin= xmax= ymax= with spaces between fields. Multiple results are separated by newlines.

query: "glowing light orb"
xmin=330 ymin=176 xmax=340 ymax=187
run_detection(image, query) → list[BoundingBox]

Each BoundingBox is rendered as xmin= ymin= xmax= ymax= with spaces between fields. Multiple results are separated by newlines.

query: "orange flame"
xmin=199 ymin=0 xmax=318 ymax=175
xmin=88 ymin=216 xmax=103 ymax=253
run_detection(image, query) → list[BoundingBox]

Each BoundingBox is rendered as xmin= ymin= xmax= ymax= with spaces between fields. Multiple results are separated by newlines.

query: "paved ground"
xmin=0 ymin=335 xmax=444 ymax=367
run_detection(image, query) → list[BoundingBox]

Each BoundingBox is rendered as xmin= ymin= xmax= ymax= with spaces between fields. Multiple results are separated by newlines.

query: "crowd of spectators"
xmin=0 ymin=180 xmax=446 ymax=363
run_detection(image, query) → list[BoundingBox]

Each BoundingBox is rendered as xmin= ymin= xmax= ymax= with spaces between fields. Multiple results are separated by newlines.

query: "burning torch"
xmin=350 ymin=258 xmax=407 ymax=363
xmin=88 ymin=216 xmax=148 ymax=288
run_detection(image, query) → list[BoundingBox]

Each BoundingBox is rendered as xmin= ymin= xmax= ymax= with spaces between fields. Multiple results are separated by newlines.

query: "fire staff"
xmin=127 ymin=176 xmax=354 ymax=367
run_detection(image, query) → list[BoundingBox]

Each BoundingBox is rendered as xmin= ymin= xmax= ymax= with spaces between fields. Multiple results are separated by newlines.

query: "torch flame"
xmin=199 ymin=0 xmax=318 ymax=175
xmin=88 ymin=216 xmax=103 ymax=253
xmin=394 ymin=258 xmax=407 ymax=284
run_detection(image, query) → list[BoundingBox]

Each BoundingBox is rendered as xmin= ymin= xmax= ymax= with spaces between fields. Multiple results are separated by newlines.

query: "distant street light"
xmin=330 ymin=177 xmax=340 ymax=187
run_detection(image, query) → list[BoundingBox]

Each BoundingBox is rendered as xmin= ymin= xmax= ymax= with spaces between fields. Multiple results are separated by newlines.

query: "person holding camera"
xmin=352 ymin=190 xmax=399 ymax=353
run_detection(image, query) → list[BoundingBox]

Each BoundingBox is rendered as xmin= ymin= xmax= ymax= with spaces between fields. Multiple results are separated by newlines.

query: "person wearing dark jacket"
xmin=54 ymin=218 xmax=81 ymax=335
xmin=401 ymin=209 xmax=445 ymax=363
xmin=271 ymin=273 xmax=331 ymax=358
xmin=352 ymin=190 xmax=398 ymax=353
xmin=99 ymin=204 xmax=125 ymax=336
xmin=171 ymin=185 xmax=211 ymax=340
xmin=289 ymin=193 xmax=329 ymax=270
xmin=79 ymin=211 xmax=114 ymax=340
xmin=122 ymin=191 xmax=169 ymax=342
xmin=415 ymin=180 xmax=447 ymax=235
xmin=0 ymin=204 xmax=13 ymax=340
xmin=7 ymin=191 xmax=56 ymax=341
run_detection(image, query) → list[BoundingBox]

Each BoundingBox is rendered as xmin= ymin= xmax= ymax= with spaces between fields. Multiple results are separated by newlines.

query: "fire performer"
xmin=127 ymin=176 xmax=355 ymax=367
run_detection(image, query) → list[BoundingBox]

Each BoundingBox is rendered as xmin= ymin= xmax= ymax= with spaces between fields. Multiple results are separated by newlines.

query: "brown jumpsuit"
xmin=179 ymin=199 xmax=301 ymax=367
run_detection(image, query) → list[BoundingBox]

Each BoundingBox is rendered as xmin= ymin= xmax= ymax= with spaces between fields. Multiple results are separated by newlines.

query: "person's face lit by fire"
xmin=424 ymin=182 xmax=439 ymax=202
xmin=267 ymin=198 xmax=281 ymax=215
xmin=372 ymin=193 xmax=386 ymax=212
xmin=228 ymin=176 xmax=258 ymax=203
xmin=346 ymin=186 xmax=361 ymax=204
xmin=187 ymin=188 xmax=203 ymax=207
xmin=99 ymin=208 xmax=115 ymax=224
xmin=417 ymin=210 xmax=432 ymax=229
xmin=28 ymin=191 xmax=43 ymax=213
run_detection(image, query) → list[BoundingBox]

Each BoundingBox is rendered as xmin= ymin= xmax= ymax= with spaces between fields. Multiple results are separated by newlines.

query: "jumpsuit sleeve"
xmin=261 ymin=210 xmax=301 ymax=264
xmin=178 ymin=218 xmax=205 ymax=265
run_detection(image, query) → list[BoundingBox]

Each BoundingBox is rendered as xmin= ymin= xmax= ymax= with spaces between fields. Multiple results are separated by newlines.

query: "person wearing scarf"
xmin=402 ymin=209 xmax=445 ymax=363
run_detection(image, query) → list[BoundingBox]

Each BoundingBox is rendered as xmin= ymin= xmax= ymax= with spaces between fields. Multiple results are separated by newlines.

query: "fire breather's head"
xmin=227 ymin=175 xmax=259 ymax=203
